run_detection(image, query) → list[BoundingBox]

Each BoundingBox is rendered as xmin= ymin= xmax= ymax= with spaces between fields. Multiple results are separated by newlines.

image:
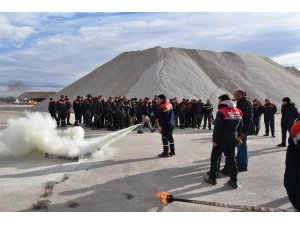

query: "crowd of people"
xmin=48 ymin=91 xmax=300 ymax=211
xmin=48 ymin=94 xmax=214 ymax=131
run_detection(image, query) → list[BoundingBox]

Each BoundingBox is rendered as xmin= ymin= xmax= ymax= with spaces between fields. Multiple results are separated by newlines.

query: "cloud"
xmin=272 ymin=50 xmax=300 ymax=70
xmin=0 ymin=15 xmax=35 ymax=42
xmin=0 ymin=12 xmax=300 ymax=96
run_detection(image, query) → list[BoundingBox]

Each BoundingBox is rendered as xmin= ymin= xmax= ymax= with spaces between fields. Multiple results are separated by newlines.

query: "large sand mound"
xmin=34 ymin=46 xmax=300 ymax=111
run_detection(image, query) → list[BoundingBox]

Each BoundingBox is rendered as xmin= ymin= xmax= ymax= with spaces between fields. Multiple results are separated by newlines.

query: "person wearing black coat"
xmin=204 ymin=94 xmax=243 ymax=189
xmin=56 ymin=95 xmax=67 ymax=127
xmin=252 ymin=99 xmax=263 ymax=135
xmin=65 ymin=95 xmax=72 ymax=125
xmin=203 ymin=99 xmax=213 ymax=130
xmin=73 ymin=96 xmax=82 ymax=126
xmin=137 ymin=97 xmax=156 ymax=133
xmin=192 ymin=99 xmax=204 ymax=129
xmin=233 ymin=90 xmax=253 ymax=172
xmin=278 ymin=97 xmax=299 ymax=147
xmin=129 ymin=100 xmax=137 ymax=126
xmin=105 ymin=98 xmax=116 ymax=131
xmin=263 ymin=99 xmax=277 ymax=137
xmin=92 ymin=96 xmax=104 ymax=129
xmin=83 ymin=94 xmax=93 ymax=127
xmin=48 ymin=98 xmax=58 ymax=124
xmin=284 ymin=117 xmax=300 ymax=211
xmin=178 ymin=100 xmax=187 ymax=129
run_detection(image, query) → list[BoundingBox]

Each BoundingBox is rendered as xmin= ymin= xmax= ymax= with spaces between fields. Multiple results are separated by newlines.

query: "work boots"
xmin=158 ymin=152 xmax=169 ymax=158
xmin=227 ymin=179 xmax=238 ymax=189
xmin=204 ymin=177 xmax=217 ymax=185
xmin=277 ymin=143 xmax=286 ymax=147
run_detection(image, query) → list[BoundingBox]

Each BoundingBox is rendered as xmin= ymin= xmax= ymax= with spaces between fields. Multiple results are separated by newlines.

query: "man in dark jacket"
xmin=178 ymin=99 xmax=187 ymax=129
xmin=137 ymin=97 xmax=156 ymax=134
xmin=278 ymin=97 xmax=299 ymax=147
xmin=83 ymin=94 xmax=93 ymax=127
xmin=48 ymin=97 xmax=58 ymax=124
xmin=92 ymin=96 xmax=104 ymax=129
xmin=203 ymin=99 xmax=213 ymax=130
xmin=56 ymin=95 xmax=67 ymax=127
xmin=284 ymin=117 xmax=300 ymax=211
xmin=172 ymin=97 xmax=179 ymax=127
xmin=231 ymin=90 xmax=253 ymax=172
xmin=136 ymin=99 xmax=143 ymax=124
xmin=73 ymin=96 xmax=82 ymax=126
xmin=204 ymin=94 xmax=243 ymax=188
xmin=156 ymin=94 xmax=176 ymax=158
xmin=65 ymin=95 xmax=72 ymax=125
xmin=192 ymin=99 xmax=204 ymax=129
xmin=263 ymin=99 xmax=277 ymax=137
xmin=253 ymin=99 xmax=263 ymax=135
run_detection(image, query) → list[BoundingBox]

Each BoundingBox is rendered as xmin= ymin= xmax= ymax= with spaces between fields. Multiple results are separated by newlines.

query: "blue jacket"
xmin=157 ymin=101 xmax=175 ymax=129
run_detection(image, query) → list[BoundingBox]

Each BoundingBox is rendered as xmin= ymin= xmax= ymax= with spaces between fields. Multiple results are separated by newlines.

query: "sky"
xmin=1 ymin=12 xmax=300 ymax=96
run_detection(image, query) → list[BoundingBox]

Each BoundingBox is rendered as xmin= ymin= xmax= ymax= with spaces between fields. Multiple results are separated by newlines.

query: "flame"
xmin=156 ymin=192 xmax=170 ymax=205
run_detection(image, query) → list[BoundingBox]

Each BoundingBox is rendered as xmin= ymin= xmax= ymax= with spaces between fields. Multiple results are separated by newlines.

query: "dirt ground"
xmin=0 ymin=106 xmax=294 ymax=212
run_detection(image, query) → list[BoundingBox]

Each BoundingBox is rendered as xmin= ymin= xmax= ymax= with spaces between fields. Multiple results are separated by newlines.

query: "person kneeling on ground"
xmin=204 ymin=94 xmax=243 ymax=189
xmin=137 ymin=97 xmax=156 ymax=134
xmin=156 ymin=94 xmax=176 ymax=158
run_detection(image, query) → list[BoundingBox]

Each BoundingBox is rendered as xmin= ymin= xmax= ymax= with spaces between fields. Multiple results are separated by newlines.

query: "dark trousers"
xmin=185 ymin=114 xmax=191 ymax=128
xmin=162 ymin=127 xmax=175 ymax=154
xmin=50 ymin=112 xmax=58 ymax=122
xmin=93 ymin=114 xmax=102 ymax=129
xmin=57 ymin=113 xmax=66 ymax=127
xmin=203 ymin=113 xmax=212 ymax=129
xmin=179 ymin=115 xmax=185 ymax=128
xmin=210 ymin=140 xmax=237 ymax=181
xmin=193 ymin=113 xmax=204 ymax=128
xmin=253 ymin=116 xmax=261 ymax=135
xmin=264 ymin=116 xmax=275 ymax=135
xmin=84 ymin=110 xmax=92 ymax=127
xmin=74 ymin=110 xmax=81 ymax=125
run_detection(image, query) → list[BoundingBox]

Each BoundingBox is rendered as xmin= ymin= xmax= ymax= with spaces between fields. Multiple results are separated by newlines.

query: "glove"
xmin=237 ymin=136 xmax=243 ymax=145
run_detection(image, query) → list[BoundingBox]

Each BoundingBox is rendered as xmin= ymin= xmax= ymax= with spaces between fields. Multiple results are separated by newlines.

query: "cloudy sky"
xmin=0 ymin=12 xmax=300 ymax=96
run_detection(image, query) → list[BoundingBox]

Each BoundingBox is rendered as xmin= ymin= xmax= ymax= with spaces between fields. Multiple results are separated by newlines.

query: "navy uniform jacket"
xmin=213 ymin=100 xmax=243 ymax=143
xmin=157 ymin=101 xmax=175 ymax=129
xmin=284 ymin=119 xmax=300 ymax=211
xmin=263 ymin=103 xmax=277 ymax=118
xmin=281 ymin=103 xmax=299 ymax=130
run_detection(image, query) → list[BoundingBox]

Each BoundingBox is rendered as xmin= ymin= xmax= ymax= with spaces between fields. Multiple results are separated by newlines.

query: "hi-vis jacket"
xmin=157 ymin=101 xmax=176 ymax=129
xmin=213 ymin=100 xmax=243 ymax=143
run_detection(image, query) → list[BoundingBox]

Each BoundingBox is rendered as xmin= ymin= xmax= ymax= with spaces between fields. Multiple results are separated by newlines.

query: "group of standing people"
xmin=48 ymin=90 xmax=300 ymax=210
xmin=48 ymin=95 xmax=214 ymax=132
xmin=204 ymin=90 xmax=299 ymax=191
xmin=252 ymin=97 xmax=299 ymax=147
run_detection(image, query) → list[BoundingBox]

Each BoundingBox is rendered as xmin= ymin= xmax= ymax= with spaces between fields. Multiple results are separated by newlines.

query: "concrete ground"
xmin=0 ymin=107 xmax=294 ymax=212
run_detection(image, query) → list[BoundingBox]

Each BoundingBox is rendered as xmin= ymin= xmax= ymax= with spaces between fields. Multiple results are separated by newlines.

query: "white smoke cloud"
xmin=0 ymin=112 xmax=85 ymax=157
xmin=0 ymin=112 xmax=139 ymax=158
